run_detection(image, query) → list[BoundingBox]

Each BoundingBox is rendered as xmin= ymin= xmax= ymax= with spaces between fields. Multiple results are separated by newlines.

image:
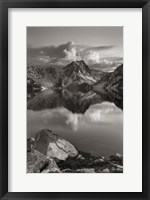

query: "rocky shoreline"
xmin=27 ymin=129 xmax=123 ymax=173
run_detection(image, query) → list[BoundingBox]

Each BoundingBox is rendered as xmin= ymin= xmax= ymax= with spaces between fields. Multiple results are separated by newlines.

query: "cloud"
xmin=37 ymin=56 xmax=51 ymax=63
xmin=63 ymin=41 xmax=77 ymax=61
xmin=82 ymin=50 xmax=100 ymax=64
xmin=28 ymin=41 xmax=78 ymax=66
xmin=90 ymin=56 xmax=123 ymax=72
xmin=86 ymin=45 xmax=114 ymax=52
xmin=27 ymin=41 xmax=122 ymax=70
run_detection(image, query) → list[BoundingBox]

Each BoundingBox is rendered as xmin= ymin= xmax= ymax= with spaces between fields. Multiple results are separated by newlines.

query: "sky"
xmin=27 ymin=27 xmax=123 ymax=72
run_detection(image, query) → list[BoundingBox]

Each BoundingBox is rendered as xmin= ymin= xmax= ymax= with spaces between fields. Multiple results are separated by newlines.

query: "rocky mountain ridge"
xmin=27 ymin=60 xmax=123 ymax=97
xmin=93 ymin=64 xmax=123 ymax=95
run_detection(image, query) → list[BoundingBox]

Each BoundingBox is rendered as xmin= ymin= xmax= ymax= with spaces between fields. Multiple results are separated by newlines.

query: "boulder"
xmin=102 ymin=168 xmax=110 ymax=173
xmin=77 ymin=154 xmax=85 ymax=160
xmin=94 ymin=158 xmax=105 ymax=165
xmin=94 ymin=168 xmax=102 ymax=173
xmin=61 ymin=168 xmax=74 ymax=173
xmin=34 ymin=129 xmax=78 ymax=161
xmin=100 ymin=156 xmax=105 ymax=160
xmin=41 ymin=159 xmax=60 ymax=173
xmin=111 ymin=166 xmax=123 ymax=173
xmin=109 ymin=153 xmax=123 ymax=162
xmin=27 ymin=150 xmax=47 ymax=173
xmin=27 ymin=150 xmax=60 ymax=173
xmin=27 ymin=137 xmax=35 ymax=152
xmin=113 ymin=164 xmax=123 ymax=169
xmin=76 ymin=168 xmax=95 ymax=173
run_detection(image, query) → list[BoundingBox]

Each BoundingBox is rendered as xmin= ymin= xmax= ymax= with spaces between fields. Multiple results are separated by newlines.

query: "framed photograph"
xmin=0 ymin=0 xmax=150 ymax=199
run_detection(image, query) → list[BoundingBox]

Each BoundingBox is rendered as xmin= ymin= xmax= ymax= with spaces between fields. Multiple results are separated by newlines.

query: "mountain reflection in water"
xmin=27 ymin=89 xmax=123 ymax=112
xmin=27 ymin=89 xmax=123 ymax=158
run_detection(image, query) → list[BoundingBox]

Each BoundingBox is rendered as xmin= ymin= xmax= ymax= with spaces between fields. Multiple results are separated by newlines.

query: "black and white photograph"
xmin=27 ymin=27 xmax=123 ymax=173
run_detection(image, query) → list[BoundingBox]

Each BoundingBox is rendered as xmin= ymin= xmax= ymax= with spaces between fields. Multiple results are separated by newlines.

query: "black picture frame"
xmin=0 ymin=0 xmax=150 ymax=199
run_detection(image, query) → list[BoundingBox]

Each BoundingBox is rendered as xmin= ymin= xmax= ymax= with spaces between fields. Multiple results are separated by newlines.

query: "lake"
xmin=27 ymin=90 xmax=123 ymax=158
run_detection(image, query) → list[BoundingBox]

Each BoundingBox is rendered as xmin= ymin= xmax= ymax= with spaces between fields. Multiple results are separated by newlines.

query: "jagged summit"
xmin=63 ymin=60 xmax=90 ymax=76
xmin=74 ymin=60 xmax=88 ymax=67
xmin=63 ymin=60 xmax=96 ymax=87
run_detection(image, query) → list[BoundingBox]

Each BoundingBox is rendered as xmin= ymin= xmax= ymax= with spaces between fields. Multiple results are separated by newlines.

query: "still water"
xmin=27 ymin=91 xmax=123 ymax=158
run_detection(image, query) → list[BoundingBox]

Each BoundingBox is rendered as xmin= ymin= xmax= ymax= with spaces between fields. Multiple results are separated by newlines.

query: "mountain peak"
xmin=64 ymin=60 xmax=91 ymax=77
xmin=69 ymin=60 xmax=86 ymax=66
xmin=76 ymin=60 xmax=86 ymax=64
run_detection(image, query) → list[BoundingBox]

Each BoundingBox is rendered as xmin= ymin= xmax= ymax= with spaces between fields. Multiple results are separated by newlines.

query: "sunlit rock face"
xmin=34 ymin=129 xmax=78 ymax=161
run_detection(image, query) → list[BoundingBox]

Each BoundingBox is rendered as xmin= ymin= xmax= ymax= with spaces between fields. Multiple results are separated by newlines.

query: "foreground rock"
xmin=57 ymin=151 xmax=123 ymax=173
xmin=27 ymin=129 xmax=123 ymax=173
xmin=41 ymin=159 xmax=61 ymax=173
xmin=102 ymin=168 xmax=110 ymax=173
xmin=27 ymin=150 xmax=60 ymax=173
xmin=27 ymin=137 xmax=35 ymax=152
xmin=109 ymin=153 xmax=123 ymax=165
xmin=34 ymin=129 xmax=78 ymax=162
xmin=76 ymin=168 xmax=95 ymax=173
